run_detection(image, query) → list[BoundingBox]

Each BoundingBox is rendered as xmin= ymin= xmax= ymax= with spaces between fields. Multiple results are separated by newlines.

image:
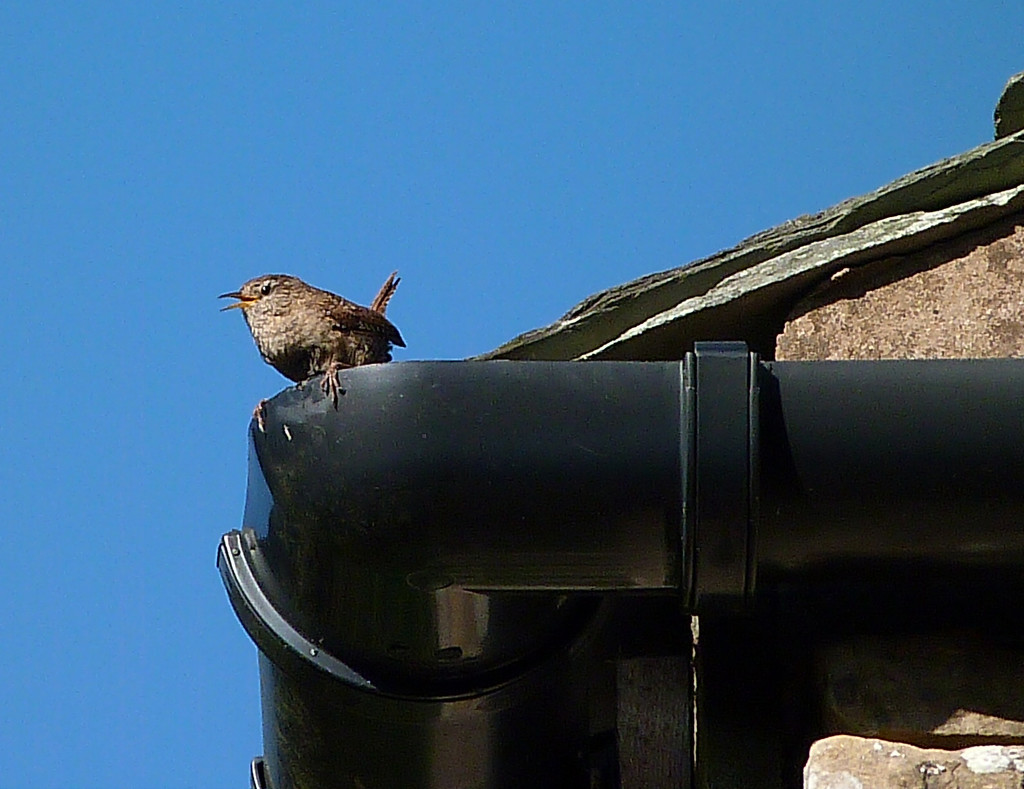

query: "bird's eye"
xmin=260 ymin=281 xmax=273 ymax=296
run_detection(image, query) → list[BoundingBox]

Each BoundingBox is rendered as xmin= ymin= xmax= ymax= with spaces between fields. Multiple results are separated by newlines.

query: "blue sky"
xmin=0 ymin=3 xmax=1021 ymax=787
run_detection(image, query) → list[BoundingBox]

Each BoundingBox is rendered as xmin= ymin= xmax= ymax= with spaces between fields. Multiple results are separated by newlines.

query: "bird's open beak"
xmin=218 ymin=291 xmax=256 ymax=311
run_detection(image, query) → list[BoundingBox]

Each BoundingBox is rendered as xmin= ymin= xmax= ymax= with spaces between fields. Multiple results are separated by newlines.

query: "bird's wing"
xmin=329 ymin=300 xmax=406 ymax=347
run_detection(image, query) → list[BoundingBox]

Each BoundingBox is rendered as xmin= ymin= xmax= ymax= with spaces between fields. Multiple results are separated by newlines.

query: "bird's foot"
xmin=320 ymin=363 xmax=350 ymax=408
xmin=253 ymin=399 xmax=268 ymax=433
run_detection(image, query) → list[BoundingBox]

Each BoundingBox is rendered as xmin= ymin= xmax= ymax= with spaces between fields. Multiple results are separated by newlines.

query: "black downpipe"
xmin=218 ymin=345 xmax=1024 ymax=789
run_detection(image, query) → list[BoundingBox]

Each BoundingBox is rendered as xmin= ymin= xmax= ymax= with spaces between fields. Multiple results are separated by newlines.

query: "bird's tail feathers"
xmin=370 ymin=271 xmax=400 ymax=314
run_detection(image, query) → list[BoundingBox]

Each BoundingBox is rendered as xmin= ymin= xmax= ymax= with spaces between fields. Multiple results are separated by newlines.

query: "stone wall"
xmin=777 ymin=213 xmax=1024 ymax=360
xmin=775 ymin=212 xmax=1024 ymax=786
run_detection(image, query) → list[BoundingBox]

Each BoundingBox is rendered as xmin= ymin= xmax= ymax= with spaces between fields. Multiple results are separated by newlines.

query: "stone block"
xmin=777 ymin=214 xmax=1024 ymax=360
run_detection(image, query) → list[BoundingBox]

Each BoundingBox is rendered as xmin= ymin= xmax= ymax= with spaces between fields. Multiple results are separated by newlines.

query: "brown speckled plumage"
xmin=220 ymin=273 xmax=405 ymax=409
